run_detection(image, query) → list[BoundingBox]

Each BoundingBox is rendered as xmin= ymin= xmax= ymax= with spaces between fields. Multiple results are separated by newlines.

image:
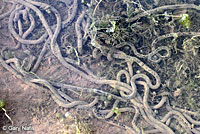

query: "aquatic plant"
xmin=179 ymin=14 xmax=191 ymax=29
xmin=156 ymin=13 xmax=191 ymax=28
xmin=112 ymin=107 xmax=121 ymax=118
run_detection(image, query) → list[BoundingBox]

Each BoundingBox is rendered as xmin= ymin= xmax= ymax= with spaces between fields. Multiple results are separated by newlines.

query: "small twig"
xmin=93 ymin=0 xmax=103 ymax=16
xmin=2 ymin=108 xmax=13 ymax=125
